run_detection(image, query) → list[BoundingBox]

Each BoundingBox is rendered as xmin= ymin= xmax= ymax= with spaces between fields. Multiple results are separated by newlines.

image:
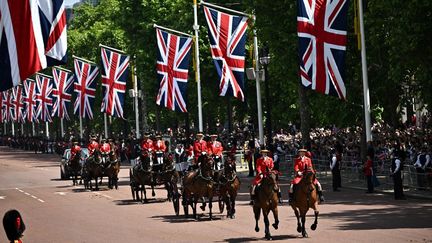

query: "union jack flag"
xmin=155 ymin=28 xmax=192 ymax=112
xmin=100 ymin=47 xmax=130 ymax=118
xmin=23 ymin=79 xmax=38 ymax=123
xmin=0 ymin=0 xmax=67 ymax=91
xmin=2 ymin=90 xmax=13 ymax=122
xmin=74 ymin=58 xmax=99 ymax=119
xmin=12 ymin=85 xmax=25 ymax=123
xmin=35 ymin=74 xmax=53 ymax=122
xmin=297 ymin=0 xmax=349 ymax=99
xmin=203 ymin=6 xmax=248 ymax=101
xmin=52 ymin=67 xmax=74 ymax=120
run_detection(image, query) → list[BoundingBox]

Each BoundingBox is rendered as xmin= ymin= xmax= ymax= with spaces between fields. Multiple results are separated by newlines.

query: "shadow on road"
xmin=221 ymin=234 xmax=298 ymax=242
xmin=150 ymin=213 xmax=224 ymax=223
xmin=114 ymin=198 xmax=168 ymax=206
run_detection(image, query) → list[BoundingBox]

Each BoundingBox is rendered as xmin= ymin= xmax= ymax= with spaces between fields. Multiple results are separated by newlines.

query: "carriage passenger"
xmin=154 ymin=135 xmax=166 ymax=165
xmin=288 ymin=149 xmax=325 ymax=204
xmin=70 ymin=141 xmax=82 ymax=162
xmin=250 ymin=149 xmax=281 ymax=204
xmin=140 ymin=133 xmax=154 ymax=153
xmin=87 ymin=136 xmax=99 ymax=157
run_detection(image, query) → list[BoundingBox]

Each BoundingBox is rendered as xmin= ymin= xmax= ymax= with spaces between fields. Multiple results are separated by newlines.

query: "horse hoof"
xmin=302 ymin=232 xmax=308 ymax=238
xmin=255 ymin=227 xmax=260 ymax=232
xmin=272 ymin=223 xmax=278 ymax=230
xmin=231 ymin=215 xmax=235 ymax=219
xmin=311 ymin=224 xmax=317 ymax=231
xmin=200 ymin=206 xmax=206 ymax=211
xmin=152 ymin=193 xmax=156 ymax=197
xmin=265 ymin=234 xmax=272 ymax=241
xmin=297 ymin=226 xmax=302 ymax=233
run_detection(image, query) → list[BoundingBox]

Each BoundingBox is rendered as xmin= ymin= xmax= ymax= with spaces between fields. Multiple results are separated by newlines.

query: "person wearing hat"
xmin=250 ymin=149 xmax=275 ymax=204
xmin=70 ymin=141 xmax=82 ymax=163
xmin=330 ymin=148 xmax=342 ymax=192
xmin=193 ymin=132 xmax=208 ymax=165
xmin=3 ymin=209 xmax=25 ymax=243
xmin=140 ymin=133 xmax=155 ymax=153
xmin=208 ymin=134 xmax=224 ymax=170
xmin=288 ymin=148 xmax=325 ymax=204
xmin=154 ymin=134 xmax=166 ymax=165
xmin=87 ymin=136 xmax=100 ymax=157
xmin=100 ymin=138 xmax=111 ymax=156
xmin=390 ymin=147 xmax=406 ymax=200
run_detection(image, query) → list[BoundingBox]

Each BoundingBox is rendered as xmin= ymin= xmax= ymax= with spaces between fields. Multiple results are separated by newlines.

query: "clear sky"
xmin=65 ymin=0 xmax=81 ymax=7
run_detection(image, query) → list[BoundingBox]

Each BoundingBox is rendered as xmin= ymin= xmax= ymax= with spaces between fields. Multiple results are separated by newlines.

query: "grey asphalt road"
xmin=0 ymin=146 xmax=431 ymax=243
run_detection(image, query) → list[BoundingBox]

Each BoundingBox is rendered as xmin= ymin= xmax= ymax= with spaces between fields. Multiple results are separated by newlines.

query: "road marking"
xmin=92 ymin=192 xmax=113 ymax=199
xmin=0 ymin=196 xmax=5 ymax=200
xmin=15 ymin=188 xmax=45 ymax=203
xmin=54 ymin=192 xmax=67 ymax=196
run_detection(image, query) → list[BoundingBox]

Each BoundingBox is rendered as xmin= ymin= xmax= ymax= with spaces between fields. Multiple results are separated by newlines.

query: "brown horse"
xmin=253 ymin=170 xmax=279 ymax=240
xmin=182 ymin=155 xmax=215 ymax=220
xmin=218 ymin=159 xmax=241 ymax=219
xmin=290 ymin=170 xmax=319 ymax=238
xmin=84 ymin=148 xmax=104 ymax=191
xmin=69 ymin=151 xmax=82 ymax=186
xmin=103 ymin=146 xmax=121 ymax=190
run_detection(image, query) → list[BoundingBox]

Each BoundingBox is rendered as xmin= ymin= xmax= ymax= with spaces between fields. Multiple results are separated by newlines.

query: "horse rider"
xmin=70 ymin=141 xmax=82 ymax=163
xmin=193 ymin=132 xmax=208 ymax=167
xmin=140 ymin=133 xmax=155 ymax=164
xmin=288 ymin=148 xmax=325 ymax=204
xmin=208 ymin=134 xmax=223 ymax=170
xmin=87 ymin=136 xmax=100 ymax=158
xmin=154 ymin=134 xmax=166 ymax=165
xmin=250 ymin=149 xmax=281 ymax=205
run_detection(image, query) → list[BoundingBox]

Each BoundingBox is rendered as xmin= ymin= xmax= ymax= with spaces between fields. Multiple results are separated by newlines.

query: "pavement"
xmin=1 ymin=146 xmax=431 ymax=243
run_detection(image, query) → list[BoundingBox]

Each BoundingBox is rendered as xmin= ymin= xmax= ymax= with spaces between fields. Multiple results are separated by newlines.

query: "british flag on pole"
xmin=2 ymin=90 xmax=13 ymax=122
xmin=23 ymin=79 xmax=38 ymax=123
xmin=12 ymin=85 xmax=25 ymax=123
xmin=74 ymin=58 xmax=99 ymax=119
xmin=297 ymin=0 xmax=349 ymax=99
xmin=52 ymin=67 xmax=74 ymax=120
xmin=35 ymin=74 xmax=53 ymax=122
xmin=100 ymin=47 xmax=130 ymax=118
xmin=0 ymin=0 xmax=67 ymax=91
xmin=203 ymin=6 xmax=248 ymax=101
xmin=155 ymin=28 xmax=192 ymax=112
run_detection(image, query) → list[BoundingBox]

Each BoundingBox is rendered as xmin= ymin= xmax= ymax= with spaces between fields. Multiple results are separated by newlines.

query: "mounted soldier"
xmin=208 ymin=134 xmax=223 ymax=170
xmin=87 ymin=135 xmax=100 ymax=158
xmin=288 ymin=148 xmax=324 ymax=204
xmin=70 ymin=141 xmax=82 ymax=163
xmin=250 ymin=149 xmax=278 ymax=204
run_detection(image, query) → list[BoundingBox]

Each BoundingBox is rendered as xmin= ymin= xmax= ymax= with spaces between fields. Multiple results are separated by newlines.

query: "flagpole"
xmin=358 ymin=0 xmax=372 ymax=141
xmin=153 ymin=24 xmax=194 ymax=37
xmin=104 ymin=113 xmax=108 ymax=139
xmin=32 ymin=123 xmax=35 ymax=136
xmin=45 ymin=122 xmax=49 ymax=139
xmin=132 ymin=57 xmax=140 ymax=139
xmin=253 ymin=15 xmax=264 ymax=145
xmin=60 ymin=118 xmax=64 ymax=138
xmin=193 ymin=0 xmax=204 ymax=132
xmin=79 ymin=116 xmax=83 ymax=140
xmin=11 ymin=122 xmax=15 ymax=136
xmin=4 ymin=123 xmax=6 ymax=136
xmin=199 ymin=0 xmax=249 ymax=17
xmin=21 ymin=123 xmax=24 ymax=135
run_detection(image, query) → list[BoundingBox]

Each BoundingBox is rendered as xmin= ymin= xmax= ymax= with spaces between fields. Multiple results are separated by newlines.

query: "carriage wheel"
xmin=218 ymin=196 xmax=225 ymax=214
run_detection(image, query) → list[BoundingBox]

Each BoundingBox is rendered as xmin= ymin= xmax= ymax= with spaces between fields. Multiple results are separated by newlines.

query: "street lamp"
xmin=259 ymin=44 xmax=271 ymax=147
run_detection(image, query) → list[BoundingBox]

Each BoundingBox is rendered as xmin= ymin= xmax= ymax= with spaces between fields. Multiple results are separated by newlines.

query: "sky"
xmin=65 ymin=0 xmax=81 ymax=7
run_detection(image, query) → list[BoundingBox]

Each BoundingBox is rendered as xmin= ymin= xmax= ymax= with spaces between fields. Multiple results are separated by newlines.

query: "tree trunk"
xmin=298 ymin=85 xmax=311 ymax=148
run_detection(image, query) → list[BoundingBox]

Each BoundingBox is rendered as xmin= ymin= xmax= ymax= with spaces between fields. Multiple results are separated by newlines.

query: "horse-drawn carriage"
xmin=129 ymin=150 xmax=181 ymax=215
xmin=181 ymin=154 xmax=241 ymax=220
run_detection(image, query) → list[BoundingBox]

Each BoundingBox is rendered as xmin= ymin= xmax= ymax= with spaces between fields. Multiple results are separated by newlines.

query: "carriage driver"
xmin=250 ymin=149 xmax=282 ymax=204
xmin=154 ymin=134 xmax=166 ymax=165
xmin=100 ymin=138 xmax=111 ymax=155
xmin=288 ymin=148 xmax=325 ymax=204
xmin=209 ymin=134 xmax=223 ymax=170
xmin=193 ymin=132 xmax=208 ymax=166
xmin=87 ymin=136 xmax=99 ymax=157
xmin=70 ymin=141 xmax=82 ymax=162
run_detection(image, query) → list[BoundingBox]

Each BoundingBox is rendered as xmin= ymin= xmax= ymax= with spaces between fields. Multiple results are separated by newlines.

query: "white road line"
xmin=0 ymin=196 xmax=5 ymax=200
xmin=54 ymin=192 xmax=67 ymax=196
xmin=92 ymin=192 xmax=113 ymax=199
xmin=15 ymin=188 xmax=45 ymax=203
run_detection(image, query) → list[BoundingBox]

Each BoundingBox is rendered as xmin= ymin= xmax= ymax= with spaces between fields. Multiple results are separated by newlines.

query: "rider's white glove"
xmin=297 ymin=171 xmax=303 ymax=176
xmin=259 ymin=174 xmax=263 ymax=178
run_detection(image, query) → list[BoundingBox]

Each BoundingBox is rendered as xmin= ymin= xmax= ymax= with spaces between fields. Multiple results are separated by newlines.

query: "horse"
xmin=102 ymin=146 xmax=121 ymax=190
xmin=84 ymin=148 xmax=104 ymax=191
xmin=131 ymin=151 xmax=156 ymax=203
xmin=182 ymin=155 xmax=215 ymax=220
xmin=69 ymin=151 xmax=82 ymax=186
xmin=290 ymin=170 xmax=319 ymax=238
xmin=253 ymin=170 xmax=279 ymax=240
xmin=217 ymin=158 xmax=241 ymax=219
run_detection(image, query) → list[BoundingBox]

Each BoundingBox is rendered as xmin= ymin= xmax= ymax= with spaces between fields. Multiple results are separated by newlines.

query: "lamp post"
xmin=259 ymin=44 xmax=271 ymax=146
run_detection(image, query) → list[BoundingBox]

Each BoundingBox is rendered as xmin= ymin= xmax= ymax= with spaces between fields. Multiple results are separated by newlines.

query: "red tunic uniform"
xmin=364 ymin=159 xmax=373 ymax=176
xmin=154 ymin=140 xmax=166 ymax=152
xmin=71 ymin=145 xmax=81 ymax=160
xmin=141 ymin=139 xmax=154 ymax=151
xmin=209 ymin=141 xmax=223 ymax=157
xmin=100 ymin=142 xmax=111 ymax=154
xmin=252 ymin=156 xmax=274 ymax=185
xmin=193 ymin=139 xmax=208 ymax=162
xmin=291 ymin=156 xmax=318 ymax=184
xmin=87 ymin=141 xmax=99 ymax=155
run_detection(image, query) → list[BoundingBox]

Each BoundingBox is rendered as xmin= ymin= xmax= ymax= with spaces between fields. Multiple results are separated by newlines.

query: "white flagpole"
xmin=104 ymin=113 xmax=108 ymax=139
xmin=79 ymin=116 xmax=83 ymax=140
xmin=21 ymin=123 xmax=24 ymax=135
xmin=359 ymin=0 xmax=372 ymax=141
xmin=193 ymin=0 xmax=204 ymax=132
xmin=11 ymin=122 xmax=15 ymax=136
xmin=253 ymin=16 xmax=264 ymax=145
xmin=132 ymin=57 xmax=140 ymax=139
xmin=60 ymin=118 xmax=64 ymax=138
xmin=3 ymin=123 xmax=6 ymax=135
xmin=45 ymin=121 xmax=49 ymax=139
xmin=32 ymin=123 xmax=35 ymax=136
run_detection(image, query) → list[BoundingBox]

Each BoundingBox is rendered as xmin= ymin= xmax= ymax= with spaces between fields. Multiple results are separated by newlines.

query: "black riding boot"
xmin=249 ymin=194 xmax=255 ymax=205
xmin=288 ymin=192 xmax=294 ymax=204
xmin=318 ymin=190 xmax=325 ymax=203
xmin=277 ymin=191 xmax=283 ymax=204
